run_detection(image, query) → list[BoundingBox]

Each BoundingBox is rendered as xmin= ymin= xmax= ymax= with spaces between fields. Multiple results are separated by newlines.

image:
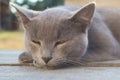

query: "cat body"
xmin=11 ymin=2 xmax=120 ymax=69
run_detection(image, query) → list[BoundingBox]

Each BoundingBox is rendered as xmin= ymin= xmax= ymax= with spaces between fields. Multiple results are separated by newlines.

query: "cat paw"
xmin=19 ymin=52 xmax=33 ymax=63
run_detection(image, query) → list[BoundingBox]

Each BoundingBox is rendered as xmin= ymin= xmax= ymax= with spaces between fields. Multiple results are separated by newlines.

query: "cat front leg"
xmin=81 ymin=48 xmax=119 ymax=62
xmin=19 ymin=52 xmax=33 ymax=63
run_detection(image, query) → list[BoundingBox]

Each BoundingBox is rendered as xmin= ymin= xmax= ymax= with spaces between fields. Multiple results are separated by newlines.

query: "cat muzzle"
xmin=42 ymin=57 xmax=52 ymax=64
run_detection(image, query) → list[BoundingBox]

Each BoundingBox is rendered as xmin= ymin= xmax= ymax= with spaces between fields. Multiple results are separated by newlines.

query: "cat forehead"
xmin=28 ymin=7 xmax=81 ymax=33
xmin=26 ymin=9 xmax=74 ymax=40
xmin=35 ymin=7 xmax=71 ymax=20
xmin=30 ymin=8 xmax=72 ymax=28
xmin=44 ymin=7 xmax=71 ymax=15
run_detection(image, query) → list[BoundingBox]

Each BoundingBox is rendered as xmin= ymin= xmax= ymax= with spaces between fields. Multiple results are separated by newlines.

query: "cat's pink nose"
xmin=42 ymin=57 xmax=52 ymax=64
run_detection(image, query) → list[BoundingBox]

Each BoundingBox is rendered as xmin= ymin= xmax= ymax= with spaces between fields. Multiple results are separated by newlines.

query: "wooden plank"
xmin=0 ymin=50 xmax=120 ymax=80
xmin=0 ymin=50 xmax=21 ymax=64
xmin=1 ymin=50 xmax=120 ymax=67
xmin=0 ymin=66 xmax=120 ymax=80
xmin=0 ymin=50 xmax=33 ymax=66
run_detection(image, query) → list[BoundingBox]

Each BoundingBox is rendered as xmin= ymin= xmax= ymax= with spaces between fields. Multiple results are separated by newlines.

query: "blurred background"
xmin=0 ymin=0 xmax=120 ymax=50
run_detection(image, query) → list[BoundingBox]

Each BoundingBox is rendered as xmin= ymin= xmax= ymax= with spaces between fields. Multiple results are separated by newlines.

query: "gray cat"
xmin=10 ymin=2 xmax=120 ymax=69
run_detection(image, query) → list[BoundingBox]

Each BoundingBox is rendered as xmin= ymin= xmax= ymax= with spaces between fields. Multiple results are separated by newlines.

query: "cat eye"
xmin=55 ymin=40 xmax=66 ymax=47
xmin=32 ymin=40 xmax=41 ymax=45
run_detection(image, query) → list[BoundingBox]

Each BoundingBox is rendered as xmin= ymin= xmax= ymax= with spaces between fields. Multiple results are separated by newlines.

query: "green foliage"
xmin=13 ymin=0 xmax=64 ymax=10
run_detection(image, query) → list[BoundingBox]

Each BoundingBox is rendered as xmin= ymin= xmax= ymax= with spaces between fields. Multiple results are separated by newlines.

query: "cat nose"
xmin=42 ymin=57 xmax=52 ymax=64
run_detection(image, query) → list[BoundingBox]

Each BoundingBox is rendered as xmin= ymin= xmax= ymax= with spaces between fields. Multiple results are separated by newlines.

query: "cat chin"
xmin=33 ymin=60 xmax=73 ymax=69
xmin=34 ymin=64 xmax=73 ymax=70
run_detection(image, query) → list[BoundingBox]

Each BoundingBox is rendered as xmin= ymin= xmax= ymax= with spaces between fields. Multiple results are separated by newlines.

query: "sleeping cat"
xmin=10 ymin=2 xmax=120 ymax=69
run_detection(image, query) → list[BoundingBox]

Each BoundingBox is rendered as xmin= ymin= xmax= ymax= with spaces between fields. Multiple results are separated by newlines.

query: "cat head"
xmin=10 ymin=2 xmax=95 ymax=69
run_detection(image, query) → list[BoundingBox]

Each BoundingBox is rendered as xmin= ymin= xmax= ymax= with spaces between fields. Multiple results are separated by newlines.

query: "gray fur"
xmin=11 ymin=2 xmax=120 ymax=69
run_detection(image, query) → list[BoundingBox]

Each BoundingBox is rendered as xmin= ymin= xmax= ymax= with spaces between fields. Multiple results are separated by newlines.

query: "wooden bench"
xmin=1 ymin=50 xmax=120 ymax=80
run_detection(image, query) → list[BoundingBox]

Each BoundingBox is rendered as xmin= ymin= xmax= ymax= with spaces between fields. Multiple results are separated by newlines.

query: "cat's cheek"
xmin=32 ymin=50 xmax=46 ymax=67
xmin=56 ymin=39 xmax=87 ymax=59
xmin=24 ymin=41 xmax=44 ymax=66
xmin=54 ymin=44 xmax=68 ymax=57
xmin=26 ymin=44 xmax=45 ymax=66
xmin=25 ymin=42 xmax=39 ymax=54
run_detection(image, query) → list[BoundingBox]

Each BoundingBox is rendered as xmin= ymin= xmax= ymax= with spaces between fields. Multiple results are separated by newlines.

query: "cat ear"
xmin=69 ymin=2 xmax=96 ymax=25
xmin=10 ymin=2 xmax=39 ymax=24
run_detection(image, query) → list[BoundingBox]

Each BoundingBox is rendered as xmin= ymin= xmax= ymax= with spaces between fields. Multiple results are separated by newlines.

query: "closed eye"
xmin=32 ymin=40 xmax=41 ymax=45
xmin=55 ymin=40 xmax=66 ymax=47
